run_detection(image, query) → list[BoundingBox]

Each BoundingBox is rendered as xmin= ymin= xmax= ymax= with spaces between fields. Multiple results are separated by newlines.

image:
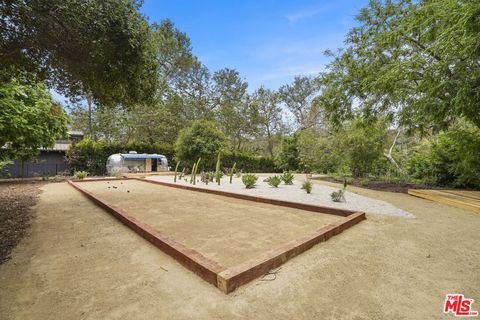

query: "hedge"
xmin=222 ymin=151 xmax=280 ymax=173
xmin=65 ymin=140 xmax=280 ymax=175
xmin=65 ymin=139 xmax=175 ymax=176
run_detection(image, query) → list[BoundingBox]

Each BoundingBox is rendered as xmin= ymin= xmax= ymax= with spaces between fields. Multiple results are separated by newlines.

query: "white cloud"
xmin=285 ymin=5 xmax=329 ymax=23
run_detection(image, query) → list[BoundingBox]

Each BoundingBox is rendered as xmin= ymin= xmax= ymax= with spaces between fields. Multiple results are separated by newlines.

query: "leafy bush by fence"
xmin=65 ymin=139 xmax=175 ymax=176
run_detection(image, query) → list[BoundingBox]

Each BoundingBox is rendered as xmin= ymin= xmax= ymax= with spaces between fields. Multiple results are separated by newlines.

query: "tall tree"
xmin=0 ymin=0 xmax=158 ymax=106
xmin=279 ymin=76 xmax=321 ymax=130
xmin=212 ymin=68 xmax=257 ymax=149
xmin=317 ymin=0 xmax=480 ymax=131
xmin=251 ymin=87 xmax=284 ymax=157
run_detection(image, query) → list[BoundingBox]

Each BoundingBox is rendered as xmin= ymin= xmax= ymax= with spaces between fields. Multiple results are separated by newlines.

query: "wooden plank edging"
xmin=68 ymin=179 xmax=366 ymax=293
xmin=67 ymin=180 xmax=226 ymax=286
xmin=217 ymin=212 xmax=365 ymax=293
xmin=137 ymin=178 xmax=356 ymax=217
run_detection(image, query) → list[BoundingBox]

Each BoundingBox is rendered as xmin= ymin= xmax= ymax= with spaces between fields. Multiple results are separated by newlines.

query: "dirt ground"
xmin=0 ymin=181 xmax=43 ymax=264
xmin=77 ymin=179 xmax=341 ymax=267
xmin=0 ymin=180 xmax=479 ymax=319
xmin=316 ymin=176 xmax=440 ymax=193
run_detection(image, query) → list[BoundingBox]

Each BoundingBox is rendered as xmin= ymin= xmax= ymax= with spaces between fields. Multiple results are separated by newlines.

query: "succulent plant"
xmin=266 ymin=175 xmax=281 ymax=188
xmin=281 ymin=171 xmax=294 ymax=185
xmin=242 ymin=174 xmax=258 ymax=189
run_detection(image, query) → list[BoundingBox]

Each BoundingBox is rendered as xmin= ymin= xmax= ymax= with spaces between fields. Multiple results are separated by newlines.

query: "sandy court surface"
xmin=0 ymin=181 xmax=479 ymax=319
xmin=77 ymin=179 xmax=342 ymax=267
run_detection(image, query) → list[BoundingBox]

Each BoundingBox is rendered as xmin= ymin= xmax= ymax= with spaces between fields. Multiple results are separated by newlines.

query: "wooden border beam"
xmin=68 ymin=178 xmax=365 ymax=293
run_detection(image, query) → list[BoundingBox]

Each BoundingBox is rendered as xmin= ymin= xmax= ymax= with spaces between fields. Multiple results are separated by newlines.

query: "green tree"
xmin=251 ymin=87 xmax=284 ymax=157
xmin=279 ymin=76 xmax=321 ymax=130
xmin=407 ymin=120 xmax=480 ymax=188
xmin=175 ymin=120 xmax=227 ymax=169
xmin=1 ymin=0 xmax=158 ymax=106
xmin=317 ymin=0 xmax=480 ymax=131
xmin=212 ymin=68 xmax=257 ymax=149
xmin=276 ymin=133 xmax=300 ymax=171
xmin=0 ymin=77 xmax=68 ymax=161
xmin=337 ymin=119 xmax=388 ymax=177
xmin=296 ymin=129 xmax=340 ymax=173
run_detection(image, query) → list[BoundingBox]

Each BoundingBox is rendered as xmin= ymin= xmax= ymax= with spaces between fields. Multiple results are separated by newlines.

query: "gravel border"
xmin=147 ymin=175 xmax=415 ymax=219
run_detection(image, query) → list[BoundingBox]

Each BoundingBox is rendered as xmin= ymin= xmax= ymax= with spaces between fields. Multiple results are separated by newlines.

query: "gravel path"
xmin=147 ymin=175 xmax=415 ymax=218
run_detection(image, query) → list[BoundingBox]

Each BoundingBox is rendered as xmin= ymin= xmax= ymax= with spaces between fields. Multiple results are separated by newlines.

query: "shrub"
xmin=222 ymin=151 xmax=279 ymax=173
xmin=301 ymin=180 xmax=312 ymax=194
xmin=331 ymin=189 xmax=345 ymax=202
xmin=276 ymin=134 xmax=300 ymax=171
xmin=338 ymin=119 xmax=387 ymax=178
xmin=175 ymin=120 xmax=227 ymax=169
xmin=296 ymin=129 xmax=341 ymax=173
xmin=266 ymin=175 xmax=281 ymax=188
xmin=74 ymin=171 xmax=88 ymax=179
xmin=242 ymin=174 xmax=258 ymax=189
xmin=281 ymin=171 xmax=294 ymax=185
xmin=360 ymin=177 xmax=370 ymax=186
xmin=406 ymin=121 xmax=480 ymax=189
xmin=201 ymin=171 xmax=213 ymax=184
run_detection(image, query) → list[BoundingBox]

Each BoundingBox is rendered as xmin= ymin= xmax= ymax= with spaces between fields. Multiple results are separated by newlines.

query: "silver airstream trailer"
xmin=106 ymin=151 xmax=169 ymax=174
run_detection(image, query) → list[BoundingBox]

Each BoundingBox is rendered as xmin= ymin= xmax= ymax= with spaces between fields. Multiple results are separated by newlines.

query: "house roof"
xmin=121 ymin=154 xmax=166 ymax=159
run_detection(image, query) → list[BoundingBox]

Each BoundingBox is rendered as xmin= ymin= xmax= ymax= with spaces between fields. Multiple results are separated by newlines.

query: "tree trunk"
xmin=384 ymin=128 xmax=401 ymax=169
xmin=87 ymin=94 xmax=94 ymax=140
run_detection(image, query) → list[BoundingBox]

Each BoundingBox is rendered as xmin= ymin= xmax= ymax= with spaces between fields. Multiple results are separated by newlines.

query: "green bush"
xmin=74 ymin=171 xmax=88 ymax=179
xmin=331 ymin=189 xmax=345 ymax=202
xmin=406 ymin=121 xmax=480 ymax=189
xmin=296 ymin=129 xmax=341 ymax=173
xmin=175 ymin=120 xmax=227 ymax=169
xmin=66 ymin=139 xmax=175 ymax=176
xmin=301 ymin=180 xmax=312 ymax=193
xmin=281 ymin=171 xmax=294 ymax=185
xmin=222 ymin=151 xmax=279 ymax=173
xmin=266 ymin=175 xmax=281 ymax=188
xmin=242 ymin=174 xmax=258 ymax=189
xmin=276 ymin=134 xmax=300 ymax=171
xmin=338 ymin=119 xmax=387 ymax=178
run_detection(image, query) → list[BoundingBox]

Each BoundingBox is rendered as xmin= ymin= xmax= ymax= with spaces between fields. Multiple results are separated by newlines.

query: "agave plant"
xmin=281 ymin=171 xmax=294 ymax=185
xmin=266 ymin=175 xmax=282 ymax=188
xmin=301 ymin=180 xmax=312 ymax=194
xmin=242 ymin=174 xmax=258 ymax=189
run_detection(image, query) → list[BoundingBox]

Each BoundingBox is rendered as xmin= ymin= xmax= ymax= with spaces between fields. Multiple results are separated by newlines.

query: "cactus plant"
xmin=215 ymin=152 xmax=221 ymax=185
xmin=190 ymin=163 xmax=196 ymax=184
xmin=192 ymin=157 xmax=201 ymax=185
xmin=229 ymin=162 xmax=237 ymax=184
xmin=174 ymin=161 xmax=180 ymax=182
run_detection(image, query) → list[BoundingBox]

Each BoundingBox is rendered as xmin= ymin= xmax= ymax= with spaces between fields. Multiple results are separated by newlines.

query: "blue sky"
xmin=53 ymin=0 xmax=369 ymax=103
xmin=140 ymin=0 xmax=370 ymax=91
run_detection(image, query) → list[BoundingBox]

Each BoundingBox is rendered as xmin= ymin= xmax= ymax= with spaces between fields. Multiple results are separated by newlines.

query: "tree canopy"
xmin=1 ymin=0 xmax=158 ymax=106
xmin=317 ymin=0 xmax=480 ymax=131
xmin=175 ymin=120 xmax=228 ymax=168
xmin=0 ymin=76 xmax=68 ymax=161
